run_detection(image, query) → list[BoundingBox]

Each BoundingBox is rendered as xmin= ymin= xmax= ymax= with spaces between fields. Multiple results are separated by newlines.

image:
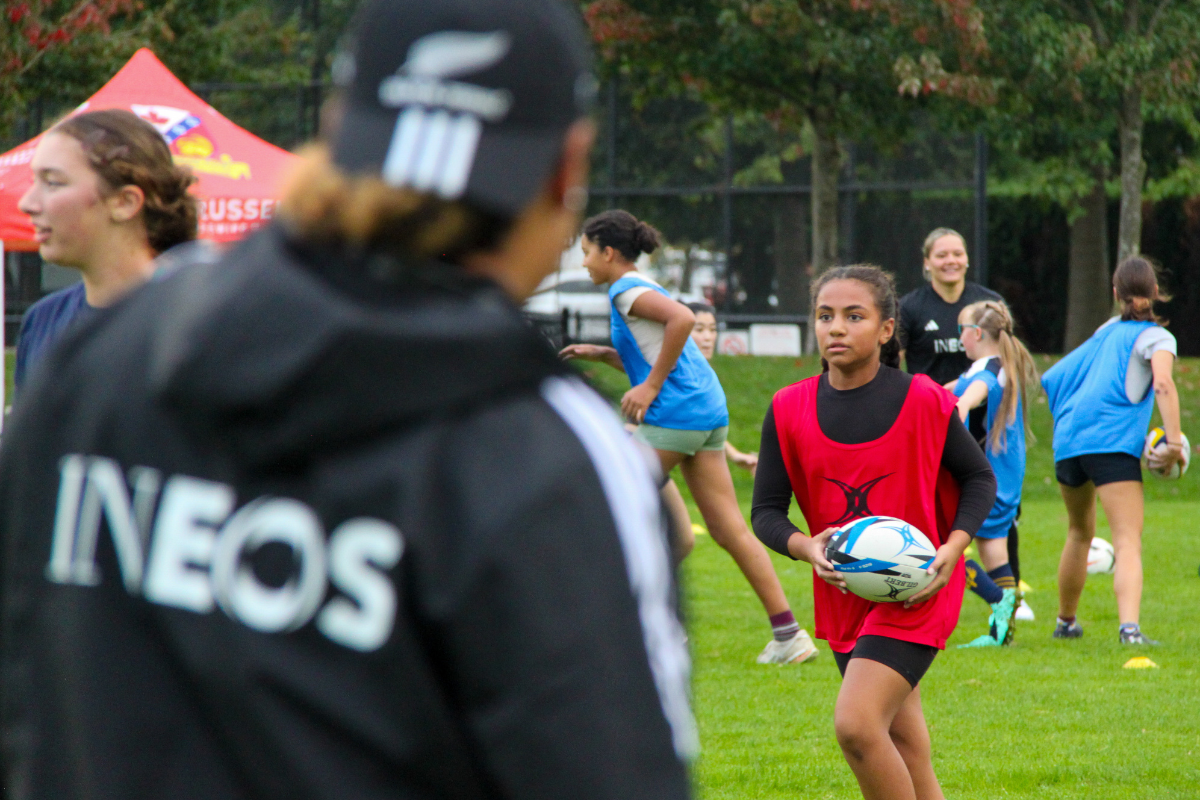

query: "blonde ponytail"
xmin=962 ymin=300 xmax=1039 ymax=454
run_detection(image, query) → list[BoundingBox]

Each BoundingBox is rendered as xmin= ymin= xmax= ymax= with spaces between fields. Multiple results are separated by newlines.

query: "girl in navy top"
xmin=951 ymin=300 xmax=1038 ymax=647
xmin=15 ymin=109 xmax=197 ymax=393
xmin=562 ymin=210 xmax=817 ymax=665
xmin=1042 ymin=256 xmax=1182 ymax=645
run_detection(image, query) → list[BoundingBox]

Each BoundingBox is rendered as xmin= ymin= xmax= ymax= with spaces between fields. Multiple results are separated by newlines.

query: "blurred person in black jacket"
xmin=0 ymin=1 xmax=695 ymax=798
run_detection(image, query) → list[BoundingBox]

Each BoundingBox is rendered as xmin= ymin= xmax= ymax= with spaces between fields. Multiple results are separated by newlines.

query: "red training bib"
xmin=772 ymin=374 xmax=966 ymax=652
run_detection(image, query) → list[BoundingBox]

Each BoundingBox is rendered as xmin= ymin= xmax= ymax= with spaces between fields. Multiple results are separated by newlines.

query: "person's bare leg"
xmin=835 ymin=658 xmax=922 ymax=800
xmin=660 ymin=478 xmax=694 ymax=564
xmin=888 ymin=685 xmax=944 ymax=800
xmin=1095 ymin=481 xmax=1145 ymax=625
xmin=1057 ymin=482 xmax=1095 ymax=620
xmin=678 ymin=449 xmax=789 ymax=616
xmin=975 ymin=537 xmax=1009 ymax=572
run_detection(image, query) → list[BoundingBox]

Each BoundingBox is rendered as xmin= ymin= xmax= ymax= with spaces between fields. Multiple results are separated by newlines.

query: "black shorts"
xmin=832 ymin=635 xmax=938 ymax=689
xmin=1055 ymin=453 xmax=1142 ymax=488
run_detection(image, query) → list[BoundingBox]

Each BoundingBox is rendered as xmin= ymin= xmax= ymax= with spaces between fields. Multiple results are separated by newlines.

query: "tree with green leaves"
xmin=587 ymin=2 xmax=909 ymax=310
xmin=901 ymin=0 xmax=1200 ymax=348
xmin=1 ymin=1 xmax=144 ymax=136
xmin=1 ymin=0 xmax=355 ymax=148
xmin=585 ymin=0 xmax=994 ymax=313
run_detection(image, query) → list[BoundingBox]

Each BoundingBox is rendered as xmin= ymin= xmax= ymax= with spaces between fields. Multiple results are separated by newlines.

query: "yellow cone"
xmin=692 ymin=524 xmax=708 ymax=536
xmin=1019 ymin=580 xmax=1034 ymax=594
xmin=1123 ymin=656 xmax=1159 ymax=669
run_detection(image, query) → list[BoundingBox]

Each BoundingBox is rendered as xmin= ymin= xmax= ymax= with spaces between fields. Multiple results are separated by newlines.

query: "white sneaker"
xmin=1015 ymin=599 xmax=1035 ymax=622
xmin=757 ymin=629 xmax=819 ymax=665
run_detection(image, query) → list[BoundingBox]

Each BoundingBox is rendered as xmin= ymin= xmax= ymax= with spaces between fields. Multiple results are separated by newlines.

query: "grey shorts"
xmin=633 ymin=424 xmax=728 ymax=456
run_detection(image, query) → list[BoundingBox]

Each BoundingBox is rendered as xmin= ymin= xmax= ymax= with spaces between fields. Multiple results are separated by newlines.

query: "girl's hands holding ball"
xmin=789 ymin=527 xmax=848 ymax=594
xmin=904 ymin=529 xmax=971 ymax=608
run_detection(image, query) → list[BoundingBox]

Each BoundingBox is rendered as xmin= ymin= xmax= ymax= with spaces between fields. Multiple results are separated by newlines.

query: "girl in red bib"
xmin=753 ymin=265 xmax=996 ymax=800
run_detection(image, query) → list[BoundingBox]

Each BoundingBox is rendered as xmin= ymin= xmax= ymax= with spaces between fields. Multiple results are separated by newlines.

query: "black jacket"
xmin=0 ymin=227 xmax=694 ymax=800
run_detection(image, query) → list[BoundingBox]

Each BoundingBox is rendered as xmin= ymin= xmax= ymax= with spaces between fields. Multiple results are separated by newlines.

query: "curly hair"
xmin=52 ymin=109 xmax=198 ymax=253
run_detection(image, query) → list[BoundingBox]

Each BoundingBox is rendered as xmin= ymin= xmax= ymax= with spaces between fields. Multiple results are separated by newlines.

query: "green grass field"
xmin=583 ymin=355 xmax=1200 ymax=800
xmin=6 ymin=347 xmax=1200 ymax=798
xmin=4 ymin=348 xmax=12 ymax=412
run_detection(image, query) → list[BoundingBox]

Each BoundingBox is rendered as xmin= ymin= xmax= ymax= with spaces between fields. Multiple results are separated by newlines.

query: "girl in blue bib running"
xmin=950 ymin=300 xmax=1038 ymax=647
xmin=1041 ymin=257 xmax=1183 ymax=645
xmin=561 ymin=209 xmax=817 ymax=665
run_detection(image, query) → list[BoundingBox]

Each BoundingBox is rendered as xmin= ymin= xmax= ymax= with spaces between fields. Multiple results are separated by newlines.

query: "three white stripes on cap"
xmin=382 ymin=107 xmax=482 ymax=200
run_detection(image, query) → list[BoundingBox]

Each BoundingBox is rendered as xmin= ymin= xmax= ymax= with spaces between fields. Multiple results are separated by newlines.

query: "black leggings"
xmin=832 ymin=635 xmax=939 ymax=689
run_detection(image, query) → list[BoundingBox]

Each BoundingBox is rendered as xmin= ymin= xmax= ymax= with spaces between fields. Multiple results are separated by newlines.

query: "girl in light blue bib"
xmin=951 ymin=299 xmax=1038 ymax=647
xmin=1041 ymin=257 xmax=1183 ymax=645
xmin=561 ymin=209 xmax=816 ymax=666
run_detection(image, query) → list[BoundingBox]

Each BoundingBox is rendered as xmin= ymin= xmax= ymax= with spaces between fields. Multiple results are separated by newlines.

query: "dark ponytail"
xmin=809 ymin=264 xmax=900 ymax=372
xmin=1114 ymin=255 xmax=1169 ymax=324
xmin=582 ymin=209 xmax=661 ymax=262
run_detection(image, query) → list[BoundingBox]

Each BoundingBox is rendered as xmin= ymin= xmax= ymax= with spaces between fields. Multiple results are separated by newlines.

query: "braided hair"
xmin=53 ymin=109 xmax=198 ymax=253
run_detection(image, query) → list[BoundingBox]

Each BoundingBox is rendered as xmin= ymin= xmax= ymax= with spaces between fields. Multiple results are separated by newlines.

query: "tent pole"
xmin=1 ymin=239 xmax=6 ymax=435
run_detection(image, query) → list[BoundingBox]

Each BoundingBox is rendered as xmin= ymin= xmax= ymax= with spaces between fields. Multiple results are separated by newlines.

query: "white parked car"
xmin=523 ymin=268 xmax=612 ymax=342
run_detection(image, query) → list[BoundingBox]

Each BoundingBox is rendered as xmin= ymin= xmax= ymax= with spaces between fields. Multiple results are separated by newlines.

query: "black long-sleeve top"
xmin=751 ymin=366 xmax=997 ymax=557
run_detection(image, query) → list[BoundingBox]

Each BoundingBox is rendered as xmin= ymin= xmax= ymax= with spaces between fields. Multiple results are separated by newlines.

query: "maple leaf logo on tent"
xmin=129 ymin=105 xmax=201 ymax=144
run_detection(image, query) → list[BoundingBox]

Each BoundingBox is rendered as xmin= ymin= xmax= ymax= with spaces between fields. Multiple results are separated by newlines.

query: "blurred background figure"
xmin=0 ymin=1 xmax=696 ymax=798
xmin=14 ymin=108 xmax=196 ymax=393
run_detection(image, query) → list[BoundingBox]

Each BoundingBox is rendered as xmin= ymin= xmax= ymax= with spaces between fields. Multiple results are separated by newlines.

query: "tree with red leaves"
xmin=0 ymin=0 xmax=150 ymax=136
xmin=1 ymin=0 xmax=350 ymax=146
xmin=1 ymin=1 xmax=142 ymax=126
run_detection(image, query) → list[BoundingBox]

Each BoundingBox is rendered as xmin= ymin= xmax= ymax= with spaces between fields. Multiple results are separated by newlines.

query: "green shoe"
xmin=958 ymin=634 xmax=1000 ymax=648
xmin=988 ymin=588 xmax=1018 ymax=646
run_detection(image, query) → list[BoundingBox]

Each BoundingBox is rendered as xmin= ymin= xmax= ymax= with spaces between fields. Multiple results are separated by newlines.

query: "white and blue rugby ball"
xmin=824 ymin=516 xmax=938 ymax=602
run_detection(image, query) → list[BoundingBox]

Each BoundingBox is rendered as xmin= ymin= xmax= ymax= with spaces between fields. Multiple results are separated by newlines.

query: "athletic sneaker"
xmin=1119 ymin=627 xmax=1160 ymax=645
xmin=957 ymin=634 xmax=1000 ymax=648
xmin=987 ymin=588 xmax=1018 ymax=645
xmin=1053 ymin=618 xmax=1083 ymax=638
xmin=1015 ymin=598 xmax=1035 ymax=622
xmin=757 ymin=629 xmax=819 ymax=664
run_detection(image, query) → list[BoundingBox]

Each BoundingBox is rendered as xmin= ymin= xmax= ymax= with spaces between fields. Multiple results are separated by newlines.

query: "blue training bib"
xmin=954 ymin=358 xmax=1024 ymax=537
xmin=1041 ymin=319 xmax=1157 ymax=460
xmin=608 ymin=275 xmax=728 ymax=431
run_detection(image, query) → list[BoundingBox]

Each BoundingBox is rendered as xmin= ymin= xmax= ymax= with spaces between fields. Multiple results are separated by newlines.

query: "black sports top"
xmin=751 ymin=366 xmax=997 ymax=557
xmin=899 ymin=282 xmax=1003 ymax=385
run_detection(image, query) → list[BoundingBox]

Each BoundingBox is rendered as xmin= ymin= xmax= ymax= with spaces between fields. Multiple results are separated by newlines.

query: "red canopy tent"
xmin=0 ymin=47 xmax=297 ymax=249
xmin=0 ymin=48 xmax=297 ymax=430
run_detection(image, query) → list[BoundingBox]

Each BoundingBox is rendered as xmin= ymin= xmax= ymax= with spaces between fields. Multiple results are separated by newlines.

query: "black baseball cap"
xmin=330 ymin=0 xmax=596 ymax=218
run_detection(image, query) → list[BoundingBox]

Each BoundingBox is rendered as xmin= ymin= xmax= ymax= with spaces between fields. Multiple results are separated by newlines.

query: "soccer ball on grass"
xmin=1087 ymin=537 xmax=1115 ymax=575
